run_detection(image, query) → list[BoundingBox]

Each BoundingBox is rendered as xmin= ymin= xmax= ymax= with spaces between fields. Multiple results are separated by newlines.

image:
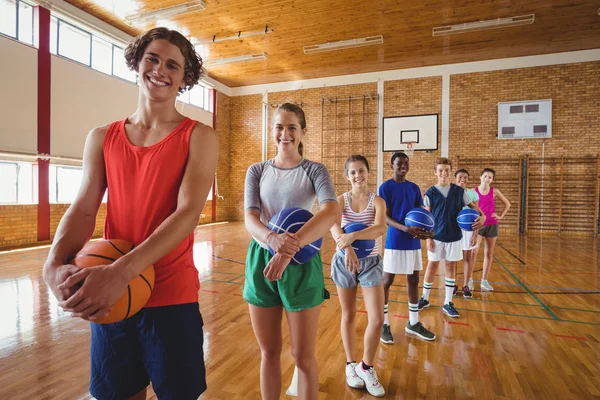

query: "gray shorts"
xmin=331 ymin=252 xmax=383 ymax=289
xmin=479 ymin=224 xmax=499 ymax=238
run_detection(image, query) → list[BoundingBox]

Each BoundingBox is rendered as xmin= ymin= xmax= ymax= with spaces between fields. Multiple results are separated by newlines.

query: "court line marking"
xmin=200 ymin=279 xmax=600 ymax=326
xmin=494 ymin=256 xmax=559 ymax=320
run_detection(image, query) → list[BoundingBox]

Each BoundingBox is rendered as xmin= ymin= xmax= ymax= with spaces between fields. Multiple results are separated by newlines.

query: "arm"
xmin=296 ymin=201 xmax=340 ymax=248
xmin=43 ymin=126 xmax=108 ymax=301
xmin=60 ymin=123 xmax=219 ymax=319
xmin=494 ymin=189 xmax=511 ymax=220
xmin=336 ymin=197 xmax=387 ymax=251
xmin=329 ymin=194 xmax=346 ymax=241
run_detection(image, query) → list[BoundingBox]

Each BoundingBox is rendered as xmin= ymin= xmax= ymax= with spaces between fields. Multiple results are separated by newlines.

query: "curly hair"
xmin=124 ymin=27 xmax=203 ymax=93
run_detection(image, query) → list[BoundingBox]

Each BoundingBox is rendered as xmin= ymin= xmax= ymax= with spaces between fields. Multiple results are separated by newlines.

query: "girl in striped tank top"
xmin=330 ymin=155 xmax=387 ymax=397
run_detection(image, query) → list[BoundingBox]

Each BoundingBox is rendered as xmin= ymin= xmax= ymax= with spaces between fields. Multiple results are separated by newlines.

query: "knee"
xmin=368 ymin=312 xmax=384 ymax=330
xmin=383 ymin=274 xmax=394 ymax=289
xmin=406 ymin=272 xmax=419 ymax=286
xmin=261 ymin=344 xmax=282 ymax=362
xmin=341 ymin=309 xmax=356 ymax=326
xmin=291 ymin=347 xmax=315 ymax=371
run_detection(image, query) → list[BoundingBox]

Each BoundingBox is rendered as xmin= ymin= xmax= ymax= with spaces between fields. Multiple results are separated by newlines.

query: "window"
xmin=17 ymin=0 xmax=33 ymax=45
xmin=112 ymin=46 xmax=136 ymax=82
xmin=58 ymin=20 xmax=91 ymax=65
xmin=0 ymin=0 xmax=17 ymax=38
xmin=50 ymin=165 xmax=83 ymax=203
xmin=189 ymin=85 xmax=204 ymax=109
xmin=91 ymin=36 xmax=112 ymax=74
xmin=0 ymin=161 xmax=34 ymax=204
xmin=0 ymin=162 xmax=18 ymax=203
xmin=50 ymin=16 xmax=57 ymax=54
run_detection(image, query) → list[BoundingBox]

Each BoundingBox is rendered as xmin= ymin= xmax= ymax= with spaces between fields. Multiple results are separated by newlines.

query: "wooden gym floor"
xmin=0 ymin=221 xmax=598 ymax=399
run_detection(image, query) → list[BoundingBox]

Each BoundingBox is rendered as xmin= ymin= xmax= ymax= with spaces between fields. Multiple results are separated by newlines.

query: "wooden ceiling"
xmin=64 ymin=0 xmax=600 ymax=87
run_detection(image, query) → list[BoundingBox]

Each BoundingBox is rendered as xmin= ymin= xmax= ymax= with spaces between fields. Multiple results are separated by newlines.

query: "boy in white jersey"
xmin=330 ymin=155 xmax=387 ymax=398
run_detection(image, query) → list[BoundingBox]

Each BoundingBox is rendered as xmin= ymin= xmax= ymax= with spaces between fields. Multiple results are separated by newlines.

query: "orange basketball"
xmin=71 ymin=239 xmax=155 ymax=324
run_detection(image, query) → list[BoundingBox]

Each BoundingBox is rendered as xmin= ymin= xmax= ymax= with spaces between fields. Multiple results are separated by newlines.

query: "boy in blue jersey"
xmin=419 ymin=158 xmax=485 ymax=318
xmin=379 ymin=152 xmax=435 ymax=344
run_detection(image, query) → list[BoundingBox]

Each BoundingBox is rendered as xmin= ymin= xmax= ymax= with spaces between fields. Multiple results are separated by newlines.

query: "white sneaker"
xmin=345 ymin=362 xmax=365 ymax=389
xmin=355 ymin=363 xmax=385 ymax=397
xmin=468 ymin=279 xmax=474 ymax=291
xmin=481 ymin=280 xmax=494 ymax=291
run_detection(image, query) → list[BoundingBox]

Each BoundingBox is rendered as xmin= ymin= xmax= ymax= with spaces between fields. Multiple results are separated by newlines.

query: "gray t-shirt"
xmin=424 ymin=184 xmax=472 ymax=207
xmin=245 ymin=158 xmax=337 ymax=248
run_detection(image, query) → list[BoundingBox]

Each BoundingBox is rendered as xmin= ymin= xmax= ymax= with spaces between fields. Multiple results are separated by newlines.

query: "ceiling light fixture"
xmin=124 ymin=0 xmax=206 ymax=26
xmin=195 ymin=25 xmax=274 ymax=45
xmin=303 ymin=35 xmax=383 ymax=54
xmin=204 ymin=53 xmax=267 ymax=67
xmin=432 ymin=14 xmax=535 ymax=36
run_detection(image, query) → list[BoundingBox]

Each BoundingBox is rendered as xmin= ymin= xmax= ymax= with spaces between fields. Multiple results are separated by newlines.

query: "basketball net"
xmin=403 ymin=142 xmax=415 ymax=157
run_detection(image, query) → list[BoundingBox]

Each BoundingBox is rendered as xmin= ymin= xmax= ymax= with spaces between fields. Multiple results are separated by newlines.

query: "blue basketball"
xmin=338 ymin=222 xmax=376 ymax=260
xmin=457 ymin=209 xmax=480 ymax=231
xmin=267 ymin=208 xmax=322 ymax=265
xmin=405 ymin=208 xmax=435 ymax=232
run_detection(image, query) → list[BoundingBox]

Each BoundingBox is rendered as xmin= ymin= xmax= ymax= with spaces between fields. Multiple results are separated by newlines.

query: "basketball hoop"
xmin=403 ymin=142 xmax=416 ymax=157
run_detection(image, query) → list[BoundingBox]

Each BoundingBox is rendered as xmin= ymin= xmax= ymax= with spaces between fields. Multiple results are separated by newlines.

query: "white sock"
xmin=383 ymin=303 xmax=389 ymax=325
xmin=422 ymin=281 xmax=433 ymax=301
xmin=408 ymin=303 xmax=419 ymax=325
xmin=445 ymin=278 xmax=455 ymax=305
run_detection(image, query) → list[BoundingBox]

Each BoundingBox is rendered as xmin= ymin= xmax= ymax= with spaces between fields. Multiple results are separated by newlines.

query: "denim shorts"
xmin=331 ymin=252 xmax=383 ymax=289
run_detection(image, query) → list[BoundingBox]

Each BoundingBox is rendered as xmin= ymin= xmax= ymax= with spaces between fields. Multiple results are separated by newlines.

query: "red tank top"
xmin=103 ymin=117 xmax=199 ymax=307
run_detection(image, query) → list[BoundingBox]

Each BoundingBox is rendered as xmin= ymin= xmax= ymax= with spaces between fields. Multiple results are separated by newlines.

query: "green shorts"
xmin=242 ymin=239 xmax=326 ymax=312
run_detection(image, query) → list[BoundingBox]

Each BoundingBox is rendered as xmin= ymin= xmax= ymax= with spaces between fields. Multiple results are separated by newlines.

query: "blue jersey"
xmin=378 ymin=179 xmax=423 ymax=250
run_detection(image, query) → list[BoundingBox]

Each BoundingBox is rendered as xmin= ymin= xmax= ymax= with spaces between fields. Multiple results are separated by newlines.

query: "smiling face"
xmin=435 ymin=164 xmax=452 ymax=185
xmin=346 ymin=160 xmax=369 ymax=189
xmin=391 ymin=153 xmax=409 ymax=180
xmin=272 ymin=110 xmax=305 ymax=156
xmin=481 ymin=171 xmax=494 ymax=186
xmin=456 ymin=172 xmax=469 ymax=188
xmin=137 ymin=39 xmax=187 ymax=102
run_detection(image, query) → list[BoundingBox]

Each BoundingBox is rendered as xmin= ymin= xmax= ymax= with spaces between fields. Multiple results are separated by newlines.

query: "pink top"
xmin=475 ymin=186 xmax=497 ymax=226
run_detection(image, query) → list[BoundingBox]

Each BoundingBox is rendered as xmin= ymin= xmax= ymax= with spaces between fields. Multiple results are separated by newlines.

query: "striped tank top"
xmin=341 ymin=192 xmax=380 ymax=257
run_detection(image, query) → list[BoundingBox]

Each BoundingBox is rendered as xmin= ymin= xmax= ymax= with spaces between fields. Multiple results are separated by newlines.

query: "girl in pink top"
xmin=470 ymin=168 xmax=511 ymax=291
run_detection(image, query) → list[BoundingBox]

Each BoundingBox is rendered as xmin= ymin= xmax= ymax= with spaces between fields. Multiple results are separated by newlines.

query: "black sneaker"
xmin=462 ymin=285 xmax=473 ymax=299
xmin=405 ymin=321 xmax=436 ymax=341
xmin=380 ymin=324 xmax=394 ymax=344
xmin=417 ymin=297 xmax=430 ymax=310
xmin=453 ymin=284 xmax=458 ymax=296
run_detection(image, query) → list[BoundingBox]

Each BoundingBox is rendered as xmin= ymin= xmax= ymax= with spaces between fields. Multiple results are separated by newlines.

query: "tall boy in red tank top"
xmin=43 ymin=28 xmax=218 ymax=399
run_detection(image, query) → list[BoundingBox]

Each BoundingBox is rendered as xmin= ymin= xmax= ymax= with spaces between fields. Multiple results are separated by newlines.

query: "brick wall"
xmin=383 ymin=77 xmax=443 ymax=193
xmin=0 ymin=205 xmax=38 ymax=247
xmin=229 ymin=94 xmax=263 ymax=221
xmin=450 ymin=62 xmax=600 ymax=159
xmin=450 ymin=62 xmax=600 ymax=234
xmin=213 ymin=91 xmax=232 ymax=222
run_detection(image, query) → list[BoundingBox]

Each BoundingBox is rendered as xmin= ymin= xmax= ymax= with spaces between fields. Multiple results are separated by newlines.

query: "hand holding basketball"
xmin=266 ymin=232 xmax=301 ymax=257
xmin=43 ymin=263 xmax=82 ymax=301
xmin=58 ymin=263 xmax=129 ymax=321
xmin=263 ymin=253 xmax=292 ymax=281
xmin=405 ymin=226 xmax=424 ymax=238
xmin=473 ymin=214 xmax=486 ymax=230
